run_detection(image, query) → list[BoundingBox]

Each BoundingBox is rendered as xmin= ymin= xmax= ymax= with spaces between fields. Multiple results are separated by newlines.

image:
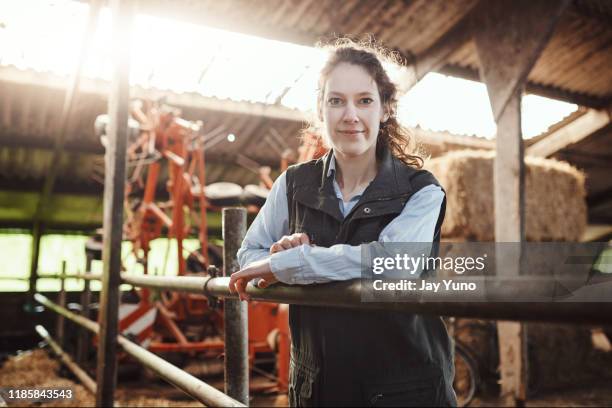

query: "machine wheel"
xmin=454 ymin=341 xmax=479 ymax=407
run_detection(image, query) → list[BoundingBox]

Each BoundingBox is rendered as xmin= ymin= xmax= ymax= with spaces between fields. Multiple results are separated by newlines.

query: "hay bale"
xmin=424 ymin=151 xmax=600 ymax=394
xmin=526 ymin=323 xmax=612 ymax=392
xmin=424 ymin=150 xmax=587 ymax=241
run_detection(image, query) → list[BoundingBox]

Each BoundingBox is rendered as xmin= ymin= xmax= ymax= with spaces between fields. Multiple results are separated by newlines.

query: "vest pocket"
xmin=364 ymin=374 xmax=443 ymax=407
xmin=289 ymin=358 xmax=320 ymax=407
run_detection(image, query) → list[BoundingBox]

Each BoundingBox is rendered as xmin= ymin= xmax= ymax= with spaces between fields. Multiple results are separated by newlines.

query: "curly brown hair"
xmin=306 ymin=38 xmax=423 ymax=169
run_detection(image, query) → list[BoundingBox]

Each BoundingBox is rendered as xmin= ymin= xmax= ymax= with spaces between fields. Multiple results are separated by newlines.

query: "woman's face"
xmin=321 ymin=63 xmax=386 ymax=158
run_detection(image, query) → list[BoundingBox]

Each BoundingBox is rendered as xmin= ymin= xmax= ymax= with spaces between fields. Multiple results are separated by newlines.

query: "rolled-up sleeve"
xmin=237 ymin=172 xmax=289 ymax=269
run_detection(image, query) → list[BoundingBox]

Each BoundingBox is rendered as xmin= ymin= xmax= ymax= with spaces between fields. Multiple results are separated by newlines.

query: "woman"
xmin=229 ymin=40 xmax=456 ymax=407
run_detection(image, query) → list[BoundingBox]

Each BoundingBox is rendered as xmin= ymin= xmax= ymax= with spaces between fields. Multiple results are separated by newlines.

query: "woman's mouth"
xmin=337 ymin=130 xmax=364 ymax=135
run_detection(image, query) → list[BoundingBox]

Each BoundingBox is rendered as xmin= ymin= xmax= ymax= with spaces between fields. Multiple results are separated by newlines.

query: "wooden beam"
xmin=396 ymin=6 xmax=477 ymax=93
xmin=494 ymin=95 xmax=528 ymax=407
xmin=412 ymin=14 xmax=473 ymax=85
xmin=27 ymin=221 xmax=42 ymax=306
xmin=0 ymin=131 xmax=104 ymax=154
xmin=438 ymin=64 xmax=611 ymax=109
xmin=413 ymin=128 xmax=494 ymax=151
xmin=526 ymin=109 xmax=611 ymax=157
xmin=472 ymin=0 xmax=571 ymax=404
xmin=474 ymin=0 xmax=571 ymax=122
xmin=0 ymin=66 xmax=307 ymax=123
xmin=581 ymin=224 xmax=612 ymax=243
xmin=32 ymin=2 xmax=101 ymax=226
xmin=95 ymin=0 xmax=133 ymax=406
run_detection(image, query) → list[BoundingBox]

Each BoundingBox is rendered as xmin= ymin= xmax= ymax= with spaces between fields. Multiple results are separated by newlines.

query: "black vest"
xmin=285 ymin=148 xmax=456 ymax=407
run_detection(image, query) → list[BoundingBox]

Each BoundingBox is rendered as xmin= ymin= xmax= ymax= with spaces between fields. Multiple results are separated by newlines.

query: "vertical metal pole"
xmin=77 ymin=254 xmax=93 ymax=365
xmin=222 ymin=208 xmax=249 ymax=405
xmin=96 ymin=0 xmax=133 ymax=406
xmin=56 ymin=261 xmax=67 ymax=348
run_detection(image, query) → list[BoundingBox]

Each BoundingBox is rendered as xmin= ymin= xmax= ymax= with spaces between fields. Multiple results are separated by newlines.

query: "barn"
xmin=0 ymin=0 xmax=611 ymax=406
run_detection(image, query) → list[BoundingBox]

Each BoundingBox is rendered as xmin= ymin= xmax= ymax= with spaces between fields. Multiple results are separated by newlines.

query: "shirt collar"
xmin=326 ymin=154 xmax=337 ymax=178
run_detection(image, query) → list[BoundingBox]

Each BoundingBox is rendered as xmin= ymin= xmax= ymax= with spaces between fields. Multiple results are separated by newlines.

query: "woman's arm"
xmin=229 ymin=183 xmax=444 ymax=300
xmin=236 ymin=172 xmax=289 ymax=269
xmin=269 ymin=184 xmax=445 ymax=284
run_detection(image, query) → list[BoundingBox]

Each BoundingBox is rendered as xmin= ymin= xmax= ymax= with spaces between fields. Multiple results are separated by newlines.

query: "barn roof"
xmin=0 ymin=0 xmax=610 ymax=233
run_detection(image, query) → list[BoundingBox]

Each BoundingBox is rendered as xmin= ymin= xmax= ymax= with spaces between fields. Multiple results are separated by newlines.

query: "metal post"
xmin=56 ymin=261 xmax=67 ymax=348
xmin=77 ymin=254 xmax=93 ymax=365
xmin=96 ymin=0 xmax=133 ymax=406
xmin=222 ymin=208 xmax=249 ymax=405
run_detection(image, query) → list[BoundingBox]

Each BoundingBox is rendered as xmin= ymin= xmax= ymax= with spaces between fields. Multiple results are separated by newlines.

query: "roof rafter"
xmin=438 ymin=64 xmax=611 ymax=109
xmin=527 ymin=108 xmax=611 ymax=157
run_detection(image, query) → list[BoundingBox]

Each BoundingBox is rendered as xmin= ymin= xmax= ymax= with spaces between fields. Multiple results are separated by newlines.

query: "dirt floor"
xmin=1 ymin=348 xmax=612 ymax=407
xmin=471 ymin=387 xmax=612 ymax=407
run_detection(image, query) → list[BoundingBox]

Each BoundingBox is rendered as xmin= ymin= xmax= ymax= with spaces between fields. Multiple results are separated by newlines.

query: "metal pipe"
xmin=121 ymin=274 xmax=206 ymax=293
xmin=35 ymin=325 xmax=97 ymax=394
xmin=34 ymin=294 xmax=245 ymax=407
xmin=50 ymin=272 xmax=103 ymax=281
xmin=56 ymin=261 xmax=67 ymax=348
xmin=42 ymin=273 xmax=612 ymax=325
xmin=205 ymin=277 xmax=612 ymax=325
xmin=222 ymin=208 xmax=249 ymax=405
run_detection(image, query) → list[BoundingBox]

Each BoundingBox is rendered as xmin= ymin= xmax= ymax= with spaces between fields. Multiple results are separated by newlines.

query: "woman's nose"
xmin=342 ymin=103 xmax=359 ymax=123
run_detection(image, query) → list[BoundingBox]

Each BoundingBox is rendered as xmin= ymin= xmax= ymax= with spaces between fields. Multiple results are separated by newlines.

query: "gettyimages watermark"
xmin=360 ymin=242 xmax=612 ymax=303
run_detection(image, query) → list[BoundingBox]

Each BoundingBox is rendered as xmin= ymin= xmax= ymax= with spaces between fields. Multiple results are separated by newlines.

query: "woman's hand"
xmin=270 ymin=233 xmax=310 ymax=254
xmin=228 ymin=258 xmax=277 ymax=301
xmin=229 ymin=233 xmax=311 ymax=301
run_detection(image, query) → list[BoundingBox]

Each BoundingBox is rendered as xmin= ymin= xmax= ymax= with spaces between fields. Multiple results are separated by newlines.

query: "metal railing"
xmin=34 ymin=293 xmax=244 ymax=407
xmin=33 ymin=207 xmax=612 ymax=407
xmin=45 ymin=272 xmax=612 ymax=325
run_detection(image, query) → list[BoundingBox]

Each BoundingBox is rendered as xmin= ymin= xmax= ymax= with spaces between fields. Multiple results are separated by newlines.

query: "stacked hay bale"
xmin=424 ymin=149 xmax=587 ymax=242
xmin=425 ymin=150 xmax=612 ymax=394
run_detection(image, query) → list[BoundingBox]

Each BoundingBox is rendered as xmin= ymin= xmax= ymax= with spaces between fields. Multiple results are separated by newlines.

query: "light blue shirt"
xmin=237 ymin=155 xmax=445 ymax=285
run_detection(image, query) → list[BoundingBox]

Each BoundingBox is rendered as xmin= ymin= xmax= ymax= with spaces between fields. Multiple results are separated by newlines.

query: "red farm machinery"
xmin=92 ymin=99 xmax=325 ymax=392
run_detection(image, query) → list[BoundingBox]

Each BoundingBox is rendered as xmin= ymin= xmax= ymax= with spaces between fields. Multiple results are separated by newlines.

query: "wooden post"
xmin=77 ymin=254 xmax=93 ymax=365
xmin=493 ymin=90 xmax=529 ymax=405
xmin=472 ymin=0 xmax=570 ymax=404
xmin=27 ymin=221 xmax=42 ymax=307
xmin=56 ymin=261 xmax=67 ymax=348
xmin=95 ymin=0 xmax=133 ymax=406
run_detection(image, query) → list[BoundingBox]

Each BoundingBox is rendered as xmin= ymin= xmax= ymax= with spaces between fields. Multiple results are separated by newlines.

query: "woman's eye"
xmin=327 ymin=97 xmax=343 ymax=106
xmin=359 ymin=97 xmax=374 ymax=104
